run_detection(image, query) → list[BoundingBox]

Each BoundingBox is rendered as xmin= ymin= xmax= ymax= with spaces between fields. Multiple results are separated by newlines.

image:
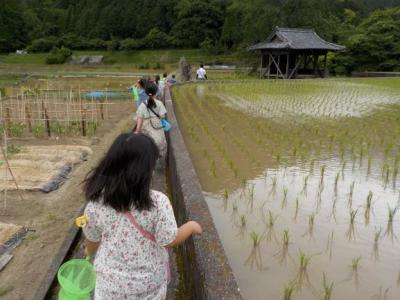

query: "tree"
xmin=171 ymin=0 xmax=225 ymax=47
xmin=334 ymin=7 xmax=400 ymax=73
xmin=0 ymin=1 xmax=28 ymax=52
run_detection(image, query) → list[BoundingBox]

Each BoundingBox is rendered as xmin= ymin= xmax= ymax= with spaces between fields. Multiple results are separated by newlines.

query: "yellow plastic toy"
xmin=75 ymin=215 xmax=88 ymax=228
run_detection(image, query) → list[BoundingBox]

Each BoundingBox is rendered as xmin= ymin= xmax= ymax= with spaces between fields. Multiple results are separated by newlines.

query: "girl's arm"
xmin=135 ymin=117 xmax=143 ymax=134
xmin=85 ymin=239 xmax=101 ymax=257
xmin=166 ymin=221 xmax=202 ymax=248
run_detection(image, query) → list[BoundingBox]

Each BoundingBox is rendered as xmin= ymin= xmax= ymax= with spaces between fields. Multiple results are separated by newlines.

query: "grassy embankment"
xmin=0 ymin=49 xmax=251 ymax=79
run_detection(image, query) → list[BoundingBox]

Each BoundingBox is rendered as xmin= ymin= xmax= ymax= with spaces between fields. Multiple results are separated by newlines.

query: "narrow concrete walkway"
xmin=152 ymin=164 xmax=179 ymax=300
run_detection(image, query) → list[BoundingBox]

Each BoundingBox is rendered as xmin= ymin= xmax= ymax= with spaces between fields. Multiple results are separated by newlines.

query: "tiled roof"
xmin=249 ymin=27 xmax=345 ymax=51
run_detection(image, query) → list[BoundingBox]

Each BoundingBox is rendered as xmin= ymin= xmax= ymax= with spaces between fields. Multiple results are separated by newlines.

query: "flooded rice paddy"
xmin=174 ymin=78 xmax=400 ymax=300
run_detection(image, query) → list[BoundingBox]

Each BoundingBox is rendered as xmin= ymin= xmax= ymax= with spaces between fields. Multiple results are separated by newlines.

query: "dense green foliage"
xmin=45 ymin=46 xmax=72 ymax=64
xmin=333 ymin=7 xmax=400 ymax=72
xmin=0 ymin=0 xmax=399 ymax=71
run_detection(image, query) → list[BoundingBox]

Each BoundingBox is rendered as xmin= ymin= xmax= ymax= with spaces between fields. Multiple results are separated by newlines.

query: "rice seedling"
xmin=270 ymin=176 xmax=278 ymax=195
xmin=303 ymin=213 xmax=315 ymax=238
xmin=349 ymin=256 xmax=361 ymax=285
xmin=266 ymin=210 xmax=278 ymax=228
xmin=321 ymin=273 xmax=334 ymax=300
xmin=275 ymin=229 xmax=290 ymax=264
xmin=373 ymin=286 xmax=390 ymax=300
xmin=283 ymin=229 xmax=289 ymax=246
xmin=359 ymin=146 xmax=365 ymax=166
xmin=309 ymin=159 xmax=315 ymax=175
xmin=367 ymin=156 xmax=372 ymax=176
xmin=384 ymin=167 xmax=390 ymax=189
xmin=240 ymin=215 xmax=247 ymax=228
xmin=264 ymin=210 xmax=279 ymax=242
xmin=325 ymin=231 xmax=334 ymax=260
xmin=209 ymin=160 xmax=217 ymax=177
xmin=320 ymin=165 xmax=326 ymax=186
xmin=302 ymin=175 xmax=309 ymax=195
xmin=393 ymin=167 xmax=398 ymax=188
xmin=245 ymin=231 xmax=264 ymax=271
xmin=283 ymin=282 xmax=295 ymax=300
xmin=346 ymin=209 xmax=358 ymax=241
xmin=351 ymin=153 xmax=357 ymax=171
xmin=293 ymin=197 xmax=299 ymax=221
xmin=334 ymin=172 xmax=340 ymax=195
xmin=364 ymin=191 xmax=373 ymax=225
xmin=341 ymin=160 xmax=347 ymax=180
xmin=281 ymin=186 xmax=288 ymax=208
xmin=232 ymin=202 xmax=238 ymax=212
xmin=385 ymin=205 xmax=398 ymax=240
xmin=295 ymin=250 xmax=313 ymax=289
xmin=250 ymin=231 xmax=261 ymax=247
xmin=348 ymin=181 xmax=355 ymax=208
xmin=373 ymin=227 xmax=382 ymax=261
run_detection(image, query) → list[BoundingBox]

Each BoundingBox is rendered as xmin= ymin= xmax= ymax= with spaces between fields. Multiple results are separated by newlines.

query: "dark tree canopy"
xmin=0 ymin=0 xmax=399 ymax=71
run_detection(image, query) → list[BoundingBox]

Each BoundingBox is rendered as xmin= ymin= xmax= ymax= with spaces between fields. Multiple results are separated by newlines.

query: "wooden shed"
xmin=249 ymin=27 xmax=345 ymax=79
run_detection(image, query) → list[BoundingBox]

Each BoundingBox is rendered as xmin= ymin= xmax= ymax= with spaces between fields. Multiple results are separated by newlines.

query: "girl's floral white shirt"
xmin=83 ymin=190 xmax=177 ymax=300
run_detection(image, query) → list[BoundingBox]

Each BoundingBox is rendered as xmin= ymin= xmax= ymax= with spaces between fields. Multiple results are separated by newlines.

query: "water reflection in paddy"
xmin=175 ymin=79 xmax=400 ymax=299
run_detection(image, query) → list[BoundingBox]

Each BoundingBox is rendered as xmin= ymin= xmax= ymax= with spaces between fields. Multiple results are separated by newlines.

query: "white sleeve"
xmin=83 ymin=202 xmax=102 ymax=242
xmin=153 ymin=192 xmax=178 ymax=246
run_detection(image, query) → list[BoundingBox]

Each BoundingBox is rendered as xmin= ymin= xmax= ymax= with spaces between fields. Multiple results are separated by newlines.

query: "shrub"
xmin=85 ymin=39 xmax=107 ymax=50
xmin=154 ymin=62 xmax=164 ymax=69
xmin=143 ymin=28 xmax=172 ymax=49
xmin=45 ymin=47 xmax=72 ymax=64
xmin=119 ymin=38 xmax=145 ymax=51
xmin=200 ymin=38 xmax=226 ymax=55
xmin=138 ymin=62 xmax=150 ymax=69
xmin=27 ymin=37 xmax=59 ymax=53
xmin=106 ymin=40 xmax=120 ymax=51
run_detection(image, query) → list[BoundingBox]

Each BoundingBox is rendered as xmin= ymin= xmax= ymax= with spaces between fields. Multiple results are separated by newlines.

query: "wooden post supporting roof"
xmin=249 ymin=27 xmax=345 ymax=79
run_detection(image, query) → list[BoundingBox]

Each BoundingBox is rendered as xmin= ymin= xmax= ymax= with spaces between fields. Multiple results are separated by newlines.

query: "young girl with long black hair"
xmin=134 ymin=82 xmax=168 ymax=159
xmin=83 ymin=133 xmax=202 ymax=299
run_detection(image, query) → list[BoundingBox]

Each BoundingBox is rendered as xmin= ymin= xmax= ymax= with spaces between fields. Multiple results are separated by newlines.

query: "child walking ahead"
xmin=83 ymin=133 xmax=202 ymax=299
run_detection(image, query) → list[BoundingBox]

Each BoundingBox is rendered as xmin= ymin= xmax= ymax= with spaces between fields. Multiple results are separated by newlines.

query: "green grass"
xmin=0 ymin=285 xmax=14 ymax=296
xmin=0 ymin=75 xmax=23 ymax=87
xmin=0 ymin=49 xmax=240 ymax=67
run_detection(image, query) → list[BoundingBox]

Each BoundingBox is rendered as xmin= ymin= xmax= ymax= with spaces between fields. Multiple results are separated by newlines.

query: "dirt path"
xmin=0 ymin=115 xmax=132 ymax=299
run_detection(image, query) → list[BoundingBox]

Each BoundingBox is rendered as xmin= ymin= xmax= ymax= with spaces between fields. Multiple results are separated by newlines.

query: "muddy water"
xmin=174 ymin=79 xmax=400 ymax=299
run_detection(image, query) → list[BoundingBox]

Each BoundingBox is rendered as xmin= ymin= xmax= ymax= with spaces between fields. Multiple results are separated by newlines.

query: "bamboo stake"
xmin=5 ymin=107 xmax=11 ymax=136
xmin=25 ymin=103 xmax=32 ymax=132
xmin=100 ymin=101 xmax=104 ymax=120
xmin=1 ymin=131 xmax=24 ymax=203
xmin=44 ymin=108 xmax=51 ymax=137
xmin=81 ymin=106 xmax=86 ymax=137
xmin=0 ymin=89 xmax=3 ymax=129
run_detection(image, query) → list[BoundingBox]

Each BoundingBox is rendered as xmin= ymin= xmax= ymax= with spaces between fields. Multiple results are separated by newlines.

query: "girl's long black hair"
xmin=83 ymin=133 xmax=159 ymax=212
xmin=145 ymin=82 xmax=158 ymax=109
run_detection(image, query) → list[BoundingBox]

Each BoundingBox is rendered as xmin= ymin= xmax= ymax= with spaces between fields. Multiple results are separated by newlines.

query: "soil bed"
xmin=0 ymin=95 xmax=133 ymax=299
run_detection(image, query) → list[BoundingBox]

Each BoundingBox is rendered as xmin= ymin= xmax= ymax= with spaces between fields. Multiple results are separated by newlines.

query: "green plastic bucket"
xmin=57 ymin=258 xmax=96 ymax=300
